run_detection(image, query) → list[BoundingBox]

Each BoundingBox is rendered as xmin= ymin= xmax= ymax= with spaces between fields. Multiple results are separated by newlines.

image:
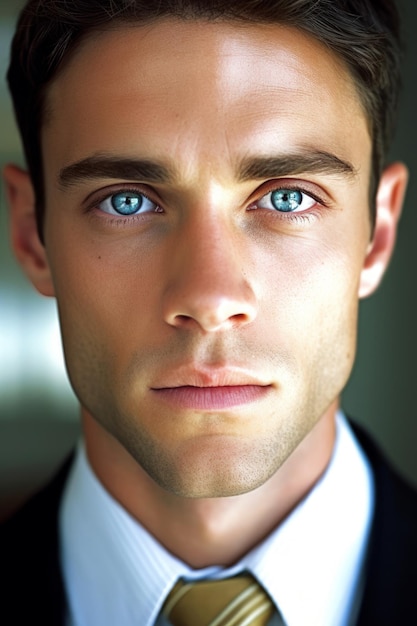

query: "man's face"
xmin=41 ymin=20 xmax=373 ymax=497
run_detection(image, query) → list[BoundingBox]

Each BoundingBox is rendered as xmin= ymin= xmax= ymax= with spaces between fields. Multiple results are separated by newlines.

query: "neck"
xmin=83 ymin=405 xmax=336 ymax=568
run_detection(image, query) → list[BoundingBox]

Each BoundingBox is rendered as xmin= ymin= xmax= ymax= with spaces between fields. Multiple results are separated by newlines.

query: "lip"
xmin=151 ymin=365 xmax=270 ymax=389
xmin=151 ymin=384 xmax=271 ymax=410
xmin=151 ymin=366 xmax=272 ymax=410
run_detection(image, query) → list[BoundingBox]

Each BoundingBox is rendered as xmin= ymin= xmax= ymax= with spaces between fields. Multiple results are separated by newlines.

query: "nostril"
xmin=170 ymin=310 xmax=254 ymax=332
xmin=163 ymin=274 xmax=258 ymax=331
xmin=231 ymin=313 xmax=250 ymax=323
xmin=169 ymin=314 xmax=204 ymax=330
xmin=175 ymin=314 xmax=194 ymax=325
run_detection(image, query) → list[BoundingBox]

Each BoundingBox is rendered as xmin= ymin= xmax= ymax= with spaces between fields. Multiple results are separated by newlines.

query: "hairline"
xmin=39 ymin=17 xmax=376 ymax=217
xmin=42 ymin=17 xmax=374 ymax=132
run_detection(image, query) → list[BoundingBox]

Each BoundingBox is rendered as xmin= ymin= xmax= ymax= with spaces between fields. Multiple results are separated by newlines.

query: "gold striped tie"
xmin=161 ymin=573 xmax=276 ymax=626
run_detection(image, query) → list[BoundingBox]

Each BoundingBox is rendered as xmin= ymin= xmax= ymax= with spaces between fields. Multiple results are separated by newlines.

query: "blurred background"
xmin=1 ymin=0 xmax=417 ymax=518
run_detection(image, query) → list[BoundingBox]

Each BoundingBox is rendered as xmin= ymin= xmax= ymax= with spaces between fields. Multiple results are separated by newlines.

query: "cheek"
xmin=259 ymin=231 xmax=363 ymax=316
xmin=44 ymin=233 xmax=158 ymax=394
xmin=257 ymin=233 xmax=363 ymax=379
xmin=46 ymin=220 xmax=158 ymax=324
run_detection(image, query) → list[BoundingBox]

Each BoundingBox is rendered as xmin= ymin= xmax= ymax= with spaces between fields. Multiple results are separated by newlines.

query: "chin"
xmin=132 ymin=434 xmax=283 ymax=499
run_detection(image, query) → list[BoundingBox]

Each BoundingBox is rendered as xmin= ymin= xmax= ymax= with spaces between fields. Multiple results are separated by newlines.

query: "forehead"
xmin=43 ymin=19 xmax=370 ymax=179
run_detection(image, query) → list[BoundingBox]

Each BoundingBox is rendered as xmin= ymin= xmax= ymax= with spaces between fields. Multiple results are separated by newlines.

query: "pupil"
xmin=271 ymin=189 xmax=302 ymax=212
xmin=112 ymin=193 xmax=142 ymax=215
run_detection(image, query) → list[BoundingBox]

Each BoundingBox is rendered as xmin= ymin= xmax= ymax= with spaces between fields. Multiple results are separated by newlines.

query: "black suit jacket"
xmin=2 ymin=421 xmax=417 ymax=625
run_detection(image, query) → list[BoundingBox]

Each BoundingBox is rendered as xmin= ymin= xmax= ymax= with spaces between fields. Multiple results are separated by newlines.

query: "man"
xmin=1 ymin=0 xmax=415 ymax=624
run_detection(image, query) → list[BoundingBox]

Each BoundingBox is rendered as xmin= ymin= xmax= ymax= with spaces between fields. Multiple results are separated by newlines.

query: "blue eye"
xmin=97 ymin=191 xmax=158 ymax=216
xmin=271 ymin=189 xmax=302 ymax=212
xmin=112 ymin=192 xmax=143 ymax=215
xmin=257 ymin=188 xmax=316 ymax=213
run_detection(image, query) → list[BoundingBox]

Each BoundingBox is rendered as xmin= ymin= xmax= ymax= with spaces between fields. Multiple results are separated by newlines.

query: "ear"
xmin=3 ymin=164 xmax=55 ymax=297
xmin=358 ymin=162 xmax=408 ymax=299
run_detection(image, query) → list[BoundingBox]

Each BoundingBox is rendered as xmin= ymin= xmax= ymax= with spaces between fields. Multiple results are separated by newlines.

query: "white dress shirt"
xmin=60 ymin=412 xmax=374 ymax=626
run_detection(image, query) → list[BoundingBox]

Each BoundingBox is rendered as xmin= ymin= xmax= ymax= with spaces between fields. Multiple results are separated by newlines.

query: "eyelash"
xmin=85 ymin=186 xmax=160 ymax=225
xmin=86 ymin=181 xmax=327 ymax=226
xmin=249 ymin=183 xmax=326 ymax=224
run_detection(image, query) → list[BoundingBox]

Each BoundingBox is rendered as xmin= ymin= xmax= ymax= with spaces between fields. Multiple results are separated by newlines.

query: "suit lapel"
xmin=1 ymin=455 xmax=73 ymax=625
xmin=351 ymin=422 xmax=417 ymax=625
xmin=4 ymin=424 xmax=417 ymax=625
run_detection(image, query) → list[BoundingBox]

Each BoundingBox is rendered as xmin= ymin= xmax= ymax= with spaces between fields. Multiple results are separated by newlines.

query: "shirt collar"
xmin=243 ymin=413 xmax=374 ymax=625
xmin=60 ymin=412 xmax=373 ymax=626
xmin=60 ymin=442 xmax=188 ymax=626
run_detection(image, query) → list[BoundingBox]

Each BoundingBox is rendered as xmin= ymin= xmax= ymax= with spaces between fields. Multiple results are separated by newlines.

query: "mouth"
xmin=151 ymin=365 xmax=272 ymax=410
xmin=151 ymin=381 xmax=271 ymax=410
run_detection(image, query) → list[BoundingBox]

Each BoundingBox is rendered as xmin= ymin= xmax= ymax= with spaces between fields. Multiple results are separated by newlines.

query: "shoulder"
xmin=351 ymin=420 xmax=417 ymax=534
xmin=0 ymin=455 xmax=73 ymax=625
xmin=350 ymin=420 xmax=417 ymax=625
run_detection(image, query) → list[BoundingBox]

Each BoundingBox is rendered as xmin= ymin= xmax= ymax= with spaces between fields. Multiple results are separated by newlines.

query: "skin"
xmin=5 ymin=20 xmax=407 ymax=567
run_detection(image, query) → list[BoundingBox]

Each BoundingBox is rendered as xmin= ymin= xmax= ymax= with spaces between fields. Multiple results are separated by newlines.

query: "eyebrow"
xmin=238 ymin=150 xmax=358 ymax=181
xmin=58 ymin=155 xmax=174 ymax=189
xmin=58 ymin=149 xmax=358 ymax=189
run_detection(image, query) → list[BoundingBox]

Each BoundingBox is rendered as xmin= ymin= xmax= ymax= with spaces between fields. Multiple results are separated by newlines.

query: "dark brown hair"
xmin=7 ymin=0 xmax=403 ymax=233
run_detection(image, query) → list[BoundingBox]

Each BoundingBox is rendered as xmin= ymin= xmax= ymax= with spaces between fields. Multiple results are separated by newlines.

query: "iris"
xmin=271 ymin=189 xmax=303 ymax=212
xmin=111 ymin=192 xmax=142 ymax=215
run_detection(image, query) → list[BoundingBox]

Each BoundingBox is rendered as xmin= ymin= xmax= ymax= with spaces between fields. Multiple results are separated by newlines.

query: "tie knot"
xmin=161 ymin=573 xmax=275 ymax=626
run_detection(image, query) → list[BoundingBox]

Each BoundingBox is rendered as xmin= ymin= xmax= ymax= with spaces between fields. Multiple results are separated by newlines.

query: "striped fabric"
xmin=161 ymin=574 xmax=277 ymax=626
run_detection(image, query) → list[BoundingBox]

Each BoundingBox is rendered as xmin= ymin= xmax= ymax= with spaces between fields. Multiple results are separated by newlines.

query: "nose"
xmin=162 ymin=215 xmax=258 ymax=332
